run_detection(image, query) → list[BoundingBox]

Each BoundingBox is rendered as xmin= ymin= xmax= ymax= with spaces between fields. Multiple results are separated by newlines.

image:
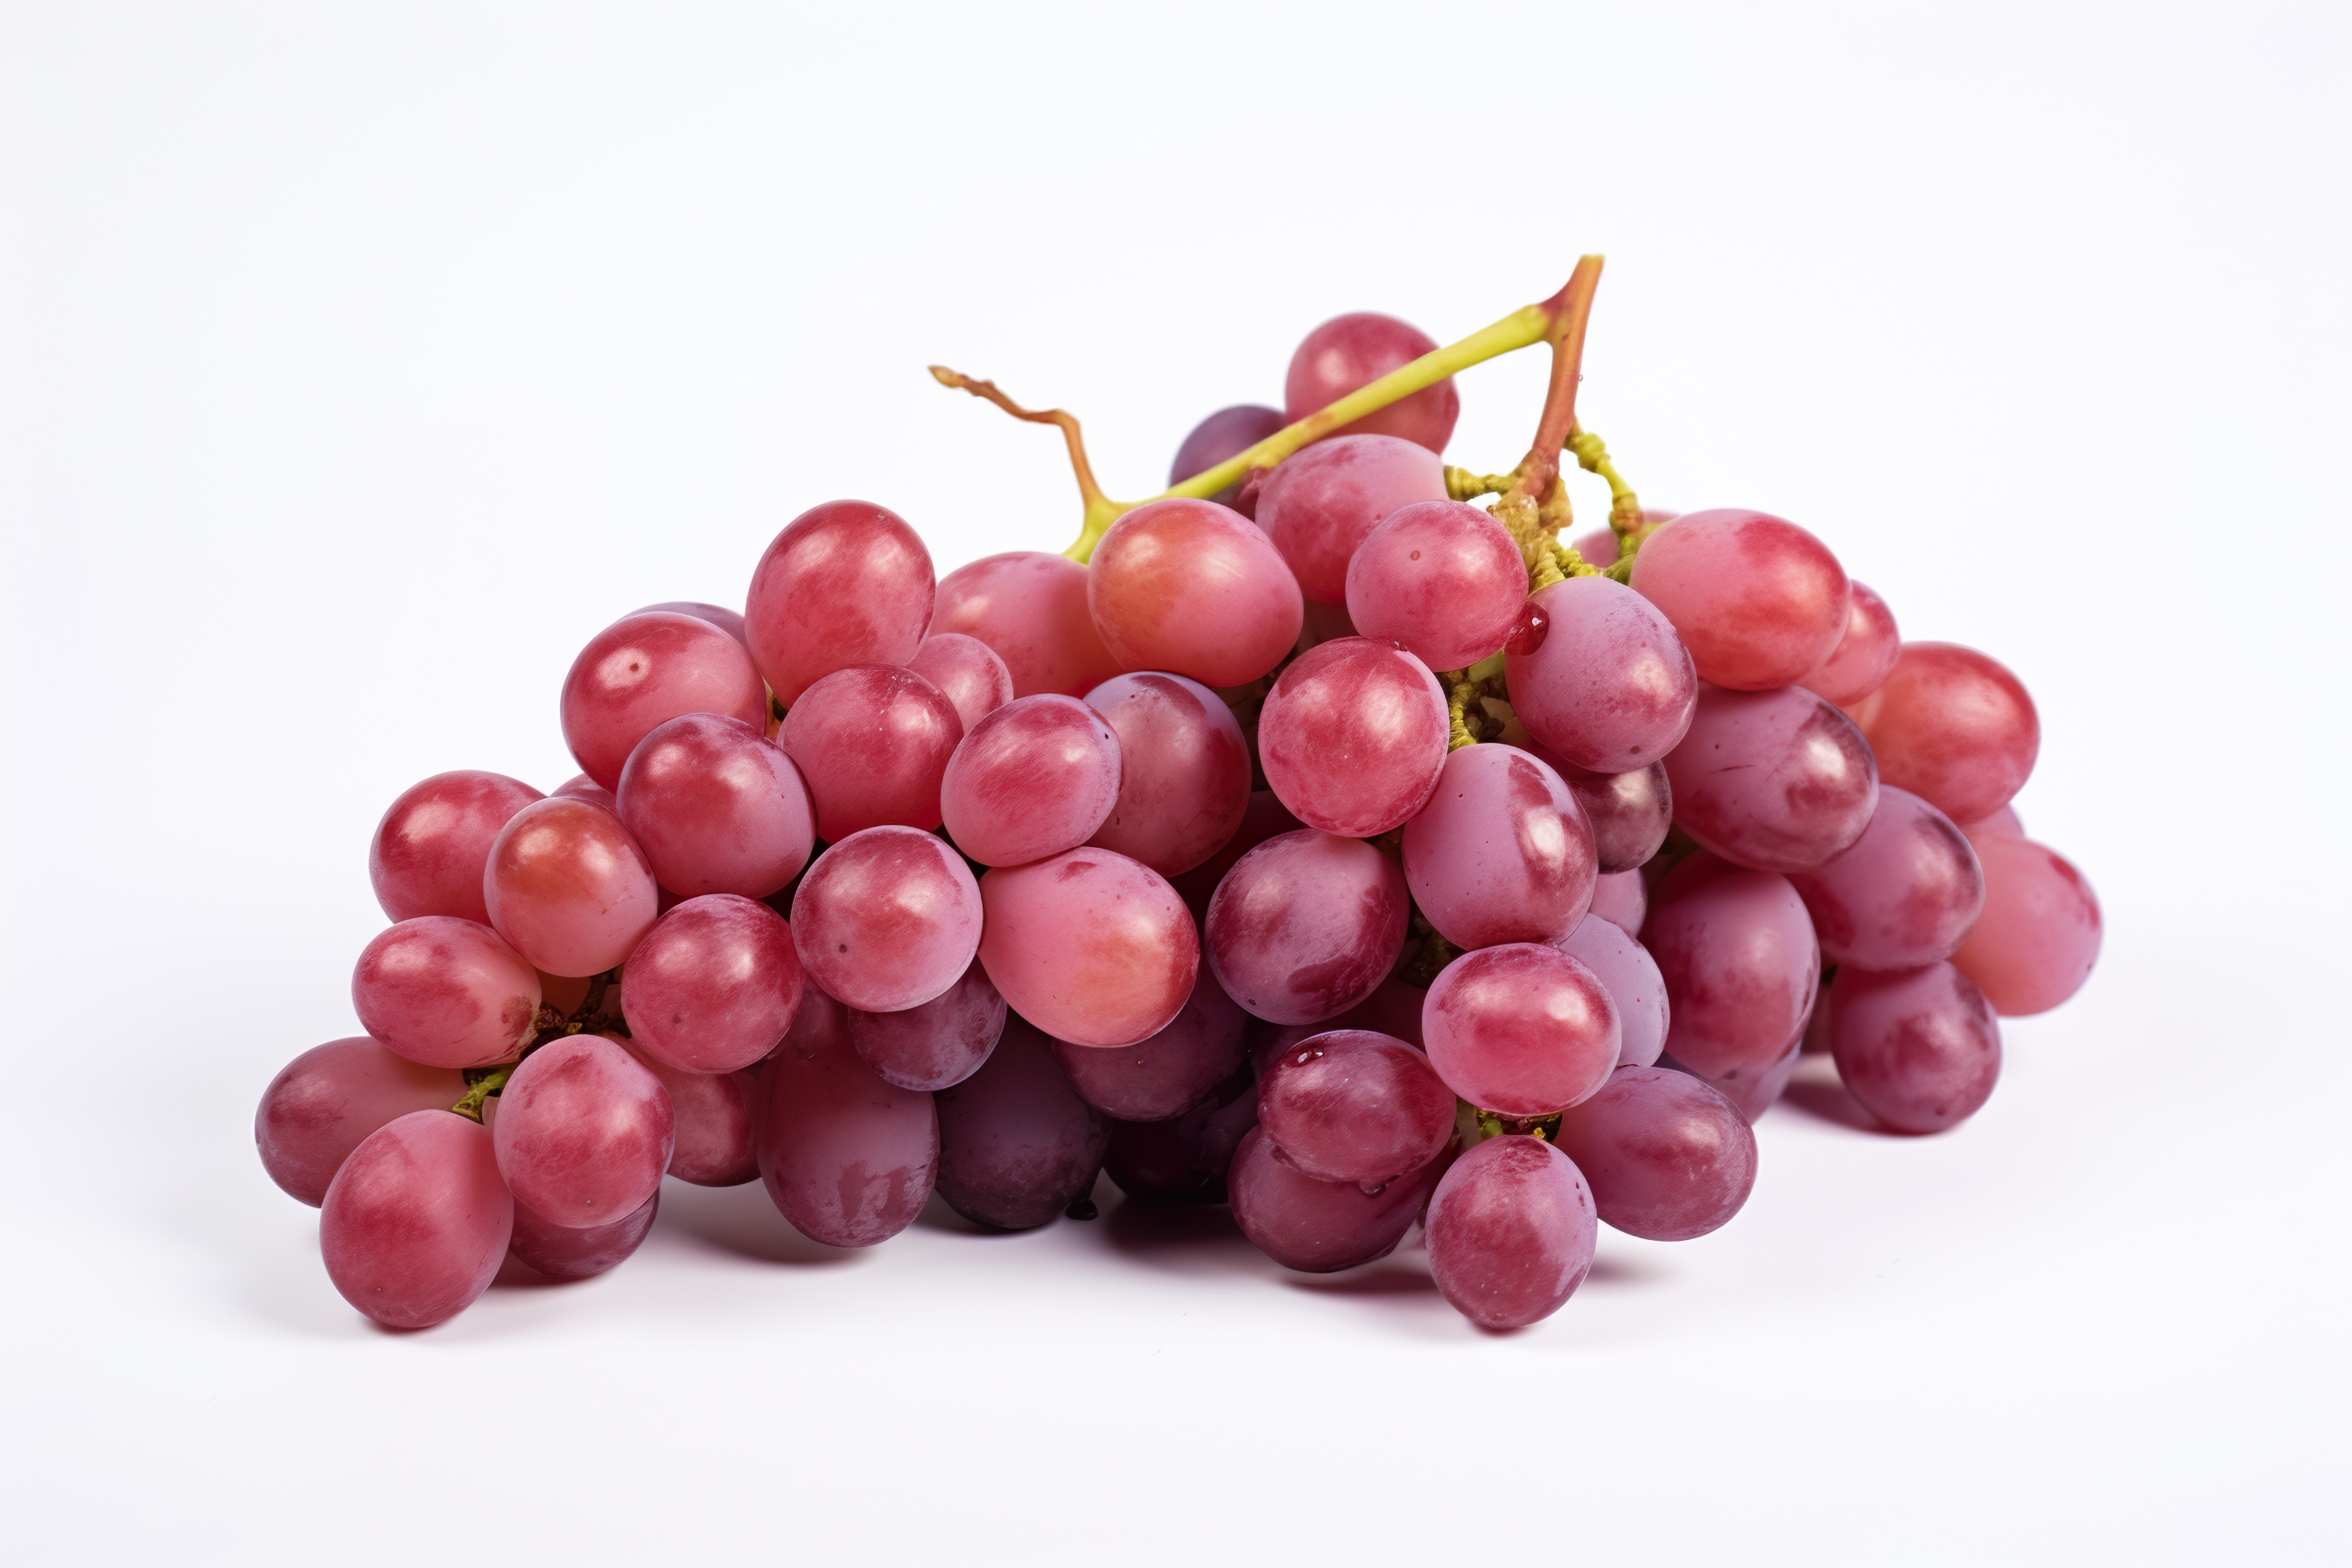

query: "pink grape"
xmin=932 ymin=551 xmax=1123 ymax=699
xmin=1088 ymin=498 xmax=1303 ymax=686
xmin=550 ymin=774 xmax=618 ymax=811
xmin=630 ymin=600 xmax=748 ymax=649
xmin=1169 ymin=788 xmax=1303 ymax=921
xmin=369 ymin=771 xmax=544 ymax=926
xmin=1950 ymin=836 xmax=2101 ymax=1015
xmin=1553 ymin=913 xmax=1670 ymax=1069
xmin=1787 ymin=785 xmax=1984 ymax=970
xmin=777 ymin=665 xmax=962 ymax=840
xmin=1082 ymin=672 xmax=1251 ymax=877
xmin=1227 ymin=1125 xmax=1444 ymax=1273
xmin=1344 ymin=500 xmax=1529 ymax=670
xmin=620 ymin=894 xmax=803 ymax=1073
xmin=1283 ymin=312 xmax=1460 ymax=454
xmin=493 ymin=1033 xmax=673 ymax=1228
xmin=1205 ymin=830 xmax=1409 ymax=1025
xmin=939 ymin=694 xmax=1123 ymax=866
xmin=319 ymin=1110 xmax=513 ymax=1329
xmin=1504 ymin=575 xmax=1698 ymax=771
xmin=614 ymin=713 xmax=814 ymax=899
xmin=1253 ymin=434 xmax=1451 ymax=605
xmin=1798 ymin=579 xmax=1900 ymax=704
xmin=1404 ymin=742 xmax=1597 ymax=948
xmin=620 ymin=1040 xmax=758 ymax=1186
xmin=1572 ymin=510 xmax=1675 ymax=570
xmin=1257 ymin=637 xmax=1447 ymax=836
xmin=1551 ymin=1066 xmax=1757 ymax=1241
xmin=560 ymin=612 xmax=768 ymax=790
xmin=744 ymin=499 xmax=936 ymax=705
xmin=1848 ymin=642 xmax=2040 ymax=826
xmin=1961 ymin=803 xmax=2026 ymax=841
xmin=509 ymin=1191 xmax=659 ymax=1282
xmin=352 ymin=916 xmax=542 ymax=1069
xmin=483 ymin=796 xmax=660 ymax=977
xmin=1628 ymin=509 xmax=1850 ymax=690
xmin=1827 ymin=963 xmax=2003 ymax=1133
xmin=755 ymin=990 xmax=938 ymax=1247
xmin=1643 ymin=863 xmax=1820 ymax=1082
xmin=845 ymin=957 xmax=1006 ymax=1092
xmin=791 ymin=827 xmax=984 ymax=1012
xmin=1169 ymin=403 xmax=1288 ymax=507
xmin=1664 ymin=684 xmax=1880 ymax=873
xmin=1590 ymin=868 xmax=1648 ymax=933
xmin=256 ymin=1038 xmax=468 ymax=1206
xmin=1423 ymin=943 xmax=1620 ymax=1116
xmin=1532 ymin=750 xmax=1671 ymax=876
xmin=1424 ymin=1135 xmax=1597 ymax=1329
xmin=976 ymin=847 xmax=1197 ymax=1047
xmin=1661 ymin=1040 xmax=1802 ymax=1123
xmin=1103 ymin=1067 xmax=1258 ymax=1203
xmin=1257 ymin=1030 xmax=1453 ymax=1186
xmin=1047 ymin=956 xmax=1249 ymax=1120
xmin=934 ymin=1017 xmax=1111 ymax=1229
xmin=906 ymin=633 xmax=1015 ymax=731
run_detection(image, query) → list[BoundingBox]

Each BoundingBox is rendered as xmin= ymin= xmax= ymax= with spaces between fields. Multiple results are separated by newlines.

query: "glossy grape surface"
xmin=1088 ymin=498 xmax=1303 ymax=686
xmin=352 ymin=916 xmax=541 ymax=1069
xmin=629 ymin=600 xmax=748 ymax=648
xmin=1536 ymin=751 xmax=1671 ymax=876
xmin=370 ymin=771 xmax=544 ymax=926
xmin=976 ymin=847 xmax=1198 ymax=1047
xmin=1643 ymin=864 xmax=1820 ymax=1082
xmin=1283 ymin=312 xmax=1460 ymax=453
xmin=1423 ymin=943 xmax=1620 ymax=1116
xmin=1168 ymin=789 xmax=1303 ymax=922
xmin=931 ymin=551 xmax=1124 ymax=699
xmin=1504 ymin=576 xmax=1698 ymax=772
xmin=1257 ymin=637 xmax=1447 ymax=837
xmin=845 ymin=957 xmax=1006 ymax=1092
xmin=1551 ymin=1066 xmax=1756 ymax=1240
xmin=482 ymin=795 xmax=660 ymax=977
xmin=1082 ymin=671 xmax=1251 ymax=877
xmin=509 ymin=1191 xmax=658 ymax=1281
xmin=620 ymin=1040 xmax=758 ymax=1186
xmin=1169 ymin=403 xmax=1288 ymax=506
xmin=1257 ymin=1030 xmax=1453 ymax=1186
xmin=934 ymin=1017 xmax=1110 ymax=1230
xmin=1048 ymin=956 xmax=1249 ymax=1121
xmin=493 ymin=1033 xmax=673 ymax=1228
xmin=1950 ymin=835 xmax=2101 ymax=1015
xmin=1227 ymin=1126 xmax=1442 ymax=1273
xmin=1103 ymin=1067 xmax=1259 ymax=1204
xmin=620 ymin=894 xmax=802 ymax=1073
xmin=1826 ymin=963 xmax=2002 ymax=1132
xmin=1345 ymin=499 xmax=1528 ymax=671
xmin=744 ymin=499 xmax=936 ymax=705
xmin=1787 ymin=786 xmax=1984 ymax=970
xmin=320 ymin=1110 xmax=513 ymax=1330
xmin=1404 ymin=742 xmax=1596 ymax=948
xmin=777 ymin=665 xmax=962 ymax=841
xmin=906 ymin=633 xmax=1014 ymax=732
xmin=1629 ymin=509 xmax=1850 ymax=690
xmin=939 ymin=693 xmax=1123 ymax=867
xmin=1424 ymin=1135 xmax=1596 ymax=1329
xmin=1205 ymin=830 xmax=1408 ymax=1026
xmin=256 ymin=1038 xmax=468 ymax=1206
xmin=1849 ymin=641 xmax=2040 ymax=826
xmin=1254 ymin=434 xmax=1450 ymax=605
xmin=1665 ymin=684 xmax=1880 ymax=873
xmin=1553 ymin=913 xmax=1670 ymax=1069
xmin=755 ymin=990 xmax=938 ymax=1247
xmin=560 ymin=612 xmax=768 ymax=790
xmin=791 ymin=827 xmax=984 ymax=1013
xmin=1589 ymin=868 xmax=1648 ymax=933
xmin=615 ymin=713 xmax=813 ymax=899
xmin=1799 ymin=579 xmax=1900 ymax=704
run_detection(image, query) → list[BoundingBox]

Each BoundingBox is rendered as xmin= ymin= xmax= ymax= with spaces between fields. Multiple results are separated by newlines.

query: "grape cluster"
xmin=256 ymin=282 xmax=2101 ymax=1334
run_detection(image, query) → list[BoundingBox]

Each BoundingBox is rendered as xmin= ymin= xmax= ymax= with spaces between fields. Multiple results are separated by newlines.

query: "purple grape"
xmin=1049 ymin=956 xmax=1249 ymax=1120
xmin=1256 ymin=1030 xmax=1454 ymax=1186
xmin=1103 ymin=1068 xmax=1259 ymax=1203
xmin=1664 ymin=683 xmax=1879 ymax=873
xmin=755 ymin=990 xmax=939 ymax=1246
xmin=1661 ymin=1038 xmax=1805 ymax=1123
xmin=1786 ymin=785 xmax=1984 ymax=970
xmin=1551 ymin=1066 xmax=1757 ymax=1240
xmin=508 ymin=1191 xmax=659 ymax=1281
xmin=1826 ymin=963 xmax=2002 ymax=1133
xmin=1403 ymin=742 xmax=1596 ymax=948
xmin=1528 ymin=747 xmax=1672 ymax=876
xmin=1643 ymin=861 xmax=1820 ymax=1083
xmin=1169 ymin=403 xmax=1288 ymax=505
xmin=1551 ymin=913 xmax=1670 ymax=1069
xmin=1205 ymin=830 xmax=1409 ymax=1025
xmin=845 ymin=957 xmax=1006 ymax=1092
xmin=1423 ymin=943 xmax=1620 ymax=1116
xmin=1258 ymin=637 xmax=1448 ymax=837
xmin=1228 ymin=1126 xmax=1443 ymax=1273
xmin=1423 ymin=1135 xmax=1597 ymax=1329
xmin=1504 ymin=576 xmax=1698 ymax=772
xmin=934 ymin=1017 xmax=1111 ymax=1230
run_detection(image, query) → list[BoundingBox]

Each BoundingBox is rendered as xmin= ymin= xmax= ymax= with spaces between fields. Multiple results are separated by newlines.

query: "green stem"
xmin=452 ymin=1065 xmax=515 ymax=1124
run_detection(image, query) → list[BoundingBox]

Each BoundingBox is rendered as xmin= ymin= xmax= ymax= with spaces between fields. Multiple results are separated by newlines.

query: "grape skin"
xmin=1423 ymin=1134 xmax=1596 ymax=1330
xmin=777 ymin=665 xmax=963 ymax=841
xmin=1283 ymin=312 xmax=1460 ymax=454
xmin=559 ymin=612 xmax=769 ymax=790
xmin=743 ymin=499 xmax=937 ymax=706
xmin=755 ymin=990 xmax=939 ymax=1248
xmin=482 ymin=795 xmax=661 ymax=978
xmin=1103 ymin=1067 xmax=1259 ymax=1204
xmin=1847 ymin=641 xmax=2040 ymax=827
xmin=1663 ymin=683 xmax=1880 ymax=874
xmin=1088 ymin=498 xmax=1304 ymax=687
xmin=256 ymin=1038 xmax=468 ymax=1206
xmin=620 ymin=1040 xmax=759 ymax=1186
xmin=509 ymin=1191 xmax=659 ymax=1281
xmin=1660 ymin=1038 xmax=1803 ymax=1124
xmin=1589 ymin=868 xmax=1648 ymax=933
xmin=1503 ymin=576 xmax=1698 ymax=773
xmin=1552 ymin=913 xmax=1670 ymax=1070
xmin=1168 ymin=789 xmax=1303 ymax=923
xmin=934 ymin=1016 xmax=1110 ymax=1230
xmin=1344 ymin=499 xmax=1529 ymax=672
xmin=938 ymin=694 xmax=1124 ymax=868
xmin=1530 ymin=749 xmax=1671 ymax=877
xmin=1169 ymin=403 xmax=1288 ymax=507
xmin=845 ymin=957 xmax=1007 ymax=1093
xmin=1253 ymin=434 xmax=1450 ymax=606
xmin=351 ymin=916 xmax=541 ymax=1069
xmin=1082 ymin=672 xmax=1252 ymax=878
xmin=620 ymin=893 xmax=805 ymax=1074
xmin=1950 ymin=835 xmax=2101 ymax=1015
xmin=369 ymin=770 xmax=544 ymax=926
xmin=1628 ymin=509 xmax=1851 ymax=691
xmin=1787 ymin=785 xmax=1984 ymax=971
xmin=976 ymin=847 xmax=1198 ymax=1047
xmin=1642 ymin=858 xmax=1820 ymax=1083
xmin=1257 ymin=637 xmax=1448 ymax=838
xmin=1798 ymin=579 xmax=1900 ymax=705
xmin=1826 ymin=963 xmax=2002 ymax=1133
xmin=319 ymin=1110 xmax=513 ymax=1330
xmin=1551 ymin=1066 xmax=1756 ymax=1241
xmin=791 ymin=826 xmax=984 ymax=1013
xmin=628 ymin=600 xmax=749 ymax=649
xmin=1204 ymin=830 xmax=1408 ymax=1026
xmin=1046 ymin=956 xmax=1249 ymax=1121
xmin=1422 ymin=943 xmax=1620 ymax=1116
xmin=615 ymin=713 xmax=815 ymax=900
xmin=906 ymin=633 xmax=1015 ymax=732
xmin=493 ymin=1033 xmax=675 ymax=1228
xmin=1403 ymin=742 xmax=1597 ymax=949
xmin=931 ymin=551 xmax=1124 ymax=700
xmin=1227 ymin=1125 xmax=1444 ymax=1274
xmin=550 ymin=774 xmax=618 ymax=811
xmin=1256 ymin=1030 xmax=1454 ymax=1186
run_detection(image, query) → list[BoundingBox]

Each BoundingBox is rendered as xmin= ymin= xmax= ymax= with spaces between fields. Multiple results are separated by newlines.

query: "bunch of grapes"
xmin=255 ymin=258 xmax=2101 ymax=1334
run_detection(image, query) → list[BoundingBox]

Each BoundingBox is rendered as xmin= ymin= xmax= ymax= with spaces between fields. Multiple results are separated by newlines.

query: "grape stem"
xmin=448 ymin=969 xmax=624 ymax=1122
xmin=928 ymin=259 xmax=1607 ymax=564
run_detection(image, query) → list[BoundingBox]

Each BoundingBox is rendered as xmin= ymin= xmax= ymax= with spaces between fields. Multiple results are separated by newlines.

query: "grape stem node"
xmin=448 ymin=969 xmax=625 ymax=1122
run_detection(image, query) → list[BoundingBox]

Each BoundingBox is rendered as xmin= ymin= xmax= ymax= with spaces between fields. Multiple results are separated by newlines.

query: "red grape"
xmin=1283 ymin=312 xmax=1460 ymax=454
xmin=629 ymin=600 xmax=748 ymax=649
xmin=620 ymin=893 xmax=802 ymax=1073
xmin=1088 ymin=498 xmax=1303 ymax=686
xmin=482 ymin=795 xmax=660 ymax=977
xmin=1257 ymin=1030 xmax=1454 ymax=1186
xmin=1257 ymin=637 xmax=1447 ymax=837
xmin=1642 ymin=862 xmax=1819 ymax=1083
xmin=319 ymin=1110 xmax=512 ymax=1330
xmin=976 ymin=847 xmax=1197 ymax=1047
xmin=1798 ymin=578 xmax=1900 ymax=705
xmin=1589 ymin=868 xmax=1648 ymax=934
xmin=906 ymin=632 xmax=1014 ymax=732
xmin=1504 ymin=576 xmax=1698 ymax=772
xmin=1103 ymin=1066 xmax=1260 ymax=1204
xmin=1082 ymin=671 xmax=1251 ymax=877
xmin=1663 ymin=684 xmax=1880 ymax=873
xmin=755 ymin=990 xmax=938 ymax=1247
xmin=1168 ymin=788 xmax=1304 ymax=922
xmin=931 ymin=550 xmax=1123 ymax=699
xmin=1254 ymin=434 xmax=1451 ymax=605
xmin=560 ymin=611 xmax=767 ymax=790
xmin=938 ymin=693 xmax=1123 ymax=866
xmin=1848 ymin=641 xmax=2040 ymax=826
xmin=1551 ymin=1066 xmax=1756 ymax=1240
xmin=493 ymin=1032 xmax=673 ymax=1228
xmin=1552 ymin=912 xmax=1670 ymax=1069
xmin=369 ymin=770 xmax=543 ymax=926
xmin=934 ymin=1017 xmax=1110 ymax=1230
xmin=1423 ymin=1134 xmax=1596 ymax=1329
xmin=1950 ymin=835 xmax=2101 ymax=1015
xmin=1529 ymin=749 xmax=1672 ymax=877
xmin=1227 ymin=1125 xmax=1443 ymax=1273
xmin=1344 ymin=499 xmax=1528 ymax=671
xmin=1423 ymin=943 xmax=1620 ymax=1116
xmin=1629 ymin=509 xmax=1850 ymax=690
xmin=256 ymin=1038 xmax=468 ymax=1206
xmin=744 ymin=499 xmax=935 ymax=705
xmin=620 ymin=1040 xmax=758 ymax=1186
xmin=1169 ymin=403 xmax=1288 ymax=507
xmin=508 ymin=1191 xmax=658 ymax=1281
xmin=1404 ymin=742 xmax=1597 ymax=948
xmin=845 ymin=956 xmax=1006 ymax=1092
xmin=1826 ymin=963 xmax=2002 ymax=1133
xmin=777 ymin=664 xmax=962 ymax=841
xmin=351 ymin=916 xmax=541 ymax=1069
xmin=1047 ymin=955 xmax=1249 ymax=1121
xmin=791 ymin=826 xmax=984 ymax=1012
xmin=615 ymin=713 xmax=813 ymax=899
xmin=550 ymin=774 xmax=618 ymax=811
xmin=1787 ymin=785 xmax=1984 ymax=970
xmin=1204 ymin=830 xmax=1409 ymax=1026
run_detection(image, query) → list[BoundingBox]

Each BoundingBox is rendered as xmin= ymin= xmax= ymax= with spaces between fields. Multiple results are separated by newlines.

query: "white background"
xmin=3 ymin=3 xmax=2345 ymax=1563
